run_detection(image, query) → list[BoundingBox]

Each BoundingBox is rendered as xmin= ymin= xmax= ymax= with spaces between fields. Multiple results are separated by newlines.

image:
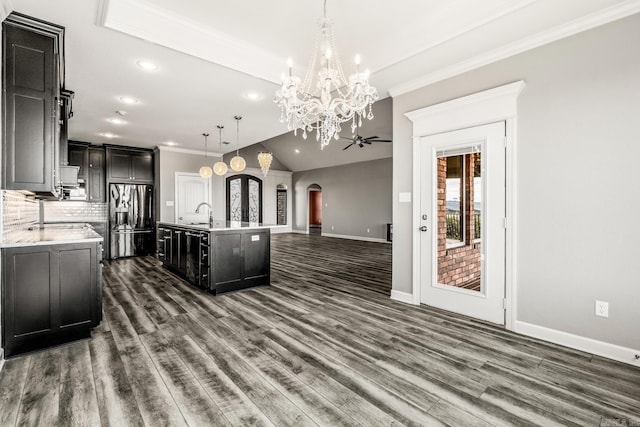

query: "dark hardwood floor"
xmin=1 ymin=233 xmax=639 ymax=426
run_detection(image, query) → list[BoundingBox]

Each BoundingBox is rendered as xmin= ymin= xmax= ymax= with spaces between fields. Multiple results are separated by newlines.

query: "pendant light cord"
xmin=217 ymin=125 xmax=224 ymax=156
xmin=234 ymin=115 xmax=242 ymax=156
xmin=202 ymin=133 xmax=209 ymax=159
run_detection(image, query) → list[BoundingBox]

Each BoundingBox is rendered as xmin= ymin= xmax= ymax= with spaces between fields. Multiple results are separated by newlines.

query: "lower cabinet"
xmin=157 ymin=224 xmax=269 ymax=294
xmin=2 ymin=241 xmax=102 ymax=357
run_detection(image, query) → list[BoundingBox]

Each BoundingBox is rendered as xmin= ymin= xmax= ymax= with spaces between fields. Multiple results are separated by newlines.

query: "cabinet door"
xmin=131 ymin=152 xmax=153 ymax=183
xmin=2 ymin=23 xmax=57 ymax=192
xmin=58 ymin=246 xmax=96 ymax=328
xmin=68 ymin=144 xmax=88 ymax=179
xmin=3 ymin=249 xmax=56 ymax=340
xmin=108 ymin=150 xmax=132 ymax=182
xmin=88 ymin=148 xmax=105 ymax=202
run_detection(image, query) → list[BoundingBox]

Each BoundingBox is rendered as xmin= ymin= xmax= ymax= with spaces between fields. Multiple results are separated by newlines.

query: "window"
xmin=446 ymin=155 xmax=464 ymax=247
xmin=276 ymin=186 xmax=287 ymax=225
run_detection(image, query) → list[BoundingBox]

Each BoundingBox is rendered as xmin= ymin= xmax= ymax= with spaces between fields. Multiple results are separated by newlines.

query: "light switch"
xmin=399 ymin=192 xmax=411 ymax=203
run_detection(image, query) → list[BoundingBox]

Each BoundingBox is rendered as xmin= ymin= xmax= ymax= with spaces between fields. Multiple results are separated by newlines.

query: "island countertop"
xmin=0 ymin=223 xmax=104 ymax=248
xmin=157 ymin=221 xmax=284 ymax=232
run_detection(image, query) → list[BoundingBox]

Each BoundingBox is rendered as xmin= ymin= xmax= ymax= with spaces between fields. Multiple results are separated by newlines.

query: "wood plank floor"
xmin=1 ymin=233 xmax=639 ymax=426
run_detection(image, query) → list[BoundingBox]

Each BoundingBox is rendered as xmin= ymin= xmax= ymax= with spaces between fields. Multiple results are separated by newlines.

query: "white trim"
xmin=321 ymin=233 xmax=390 ymax=244
xmin=390 ymin=290 xmax=415 ymax=305
xmin=291 ymin=230 xmax=309 ymax=235
xmin=100 ymin=0 xmax=282 ymax=83
xmin=241 ymin=167 xmax=293 ymax=178
xmin=515 ymin=321 xmax=640 ymax=367
xmin=156 ymin=145 xmax=222 ymax=157
xmin=389 ymin=1 xmax=640 ymax=97
xmin=405 ymin=81 xmax=525 ymax=329
xmin=405 ymin=81 xmax=526 ymax=137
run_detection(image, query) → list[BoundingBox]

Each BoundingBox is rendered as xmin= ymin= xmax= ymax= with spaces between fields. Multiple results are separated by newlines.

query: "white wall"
xmin=392 ymin=13 xmax=640 ymax=351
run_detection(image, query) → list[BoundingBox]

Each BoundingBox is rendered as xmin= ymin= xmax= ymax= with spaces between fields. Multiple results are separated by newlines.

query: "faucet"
xmin=195 ymin=202 xmax=213 ymax=226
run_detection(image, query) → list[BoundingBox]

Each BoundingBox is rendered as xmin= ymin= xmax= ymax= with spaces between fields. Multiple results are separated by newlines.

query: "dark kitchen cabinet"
xmin=2 ymin=241 xmax=102 ymax=358
xmin=2 ymin=13 xmax=64 ymax=196
xmin=67 ymin=143 xmax=105 ymax=202
xmin=106 ymin=148 xmax=153 ymax=184
xmin=158 ymin=223 xmax=269 ymax=295
xmin=211 ymin=228 xmax=270 ymax=294
xmin=88 ymin=148 xmax=105 ymax=202
xmin=68 ymin=142 xmax=88 ymax=180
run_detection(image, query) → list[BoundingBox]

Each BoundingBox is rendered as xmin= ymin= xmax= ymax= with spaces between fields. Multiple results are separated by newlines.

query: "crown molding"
xmin=156 ymin=145 xmax=223 ymax=157
xmin=99 ymin=0 xmax=282 ymax=84
xmin=389 ymin=0 xmax=640 ymax=97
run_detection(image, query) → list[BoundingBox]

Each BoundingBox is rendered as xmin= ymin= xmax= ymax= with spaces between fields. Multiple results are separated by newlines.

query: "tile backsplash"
xmin=2 ymin=190 xmax=39 ymax=242
xmin=42 ymin=201 xmax=108 ymax=223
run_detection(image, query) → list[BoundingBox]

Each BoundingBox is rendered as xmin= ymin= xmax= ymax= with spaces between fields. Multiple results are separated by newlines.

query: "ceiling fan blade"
xmin=343 ymin=144 xmax=353 ymax=150
xmin=362 ymin=136 xmax=379 ymax=141
xmin=371 ymin=139 xmax=392 ymax=143
xmin=363 ymin=141 xmax=372 ymax=144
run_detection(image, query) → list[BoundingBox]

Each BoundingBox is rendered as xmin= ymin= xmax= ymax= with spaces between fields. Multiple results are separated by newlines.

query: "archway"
xmin=307 ymin=184 xmax=322 ymax=235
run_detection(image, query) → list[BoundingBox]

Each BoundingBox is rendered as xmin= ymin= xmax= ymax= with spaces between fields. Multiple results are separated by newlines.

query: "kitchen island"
xmin=1 ymin=223 xmax=103 ymax=357
xmin=157 ymin=221 xmax=271 ymax=295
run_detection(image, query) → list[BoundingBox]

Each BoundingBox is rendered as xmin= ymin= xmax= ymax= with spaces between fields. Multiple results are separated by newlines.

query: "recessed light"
xmin=243 ymin=91 xmax=262 ymax=101
xmin=99 ymin=132 xmax=118 ymax=138
xmin=136 ymin=59 xmax=158 ymax=71
xmin=295 ymin=148 xmax=300 ymax=154
xmin=107 ymin=118 xmax=126 ymax=125
xmin=119 ymin=96 xmax=138 ymax=105
xmin=164 ymin=141 xmax=178 ymax=146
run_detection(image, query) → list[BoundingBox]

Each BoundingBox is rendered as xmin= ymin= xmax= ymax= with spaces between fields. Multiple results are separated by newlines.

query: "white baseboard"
xmin=390 ymin=289 xmax=418 ymax=305
xmin=515 ymin=321 xmax=640 ymax=367
xmin=0 ymin=349 xmax=4 ymax=373
xmin=291 ymin=230 xmax=308 ymax=235
xmin=321 ymin=233 xmax=390 ymax=244
xmin=270 ymin=227 xmax=292 ymax=234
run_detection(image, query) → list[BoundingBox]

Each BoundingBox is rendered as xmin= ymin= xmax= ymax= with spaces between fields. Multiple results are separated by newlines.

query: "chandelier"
xmin=229 ymin=115 xmax=246 ymax=172
xmin=213 ymin=125 xmax=228 ymax=176
xmin=257 ymin=152 xmax=273 ymax=176
xmin=274 ymin=0 xmax=378 ymax=149
xmin=199 ymin=133 xmax=213 ymax=178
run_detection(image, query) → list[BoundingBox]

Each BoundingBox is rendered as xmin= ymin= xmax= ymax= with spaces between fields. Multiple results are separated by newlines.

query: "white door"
xmin=419 ymin=122 xmax=506 ymax=324
xmin=175 ymin=173 xmax=211 ymax=224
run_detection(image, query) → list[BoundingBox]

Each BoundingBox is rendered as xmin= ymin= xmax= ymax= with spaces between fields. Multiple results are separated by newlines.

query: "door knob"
xmin=419 ymin=226 xmax=428 ymax=232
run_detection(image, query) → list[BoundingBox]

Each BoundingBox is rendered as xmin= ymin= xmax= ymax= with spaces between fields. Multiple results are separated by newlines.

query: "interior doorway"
xmin=307 ymin=184 xmax=322 ymax=235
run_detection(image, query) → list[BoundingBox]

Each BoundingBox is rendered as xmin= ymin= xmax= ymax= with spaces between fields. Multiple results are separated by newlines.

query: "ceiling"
xmin=10 ymin=0 xmax=640 ymax=160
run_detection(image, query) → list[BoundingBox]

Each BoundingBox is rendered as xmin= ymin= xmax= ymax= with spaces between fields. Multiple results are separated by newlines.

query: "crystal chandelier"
xmin=229 ymin=115 xmax=246 ymax=172
xmin=274 ymin=0 xmax=378 ymax=149
xmin=198 ymin=133 xmax=213 ymax=178
xmin=213 ymin=125 xmax=228 ymax=176
xmin=257 ymin=152 xmax=273 ymax=176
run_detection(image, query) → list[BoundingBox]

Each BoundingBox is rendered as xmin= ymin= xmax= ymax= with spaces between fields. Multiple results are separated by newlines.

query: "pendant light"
xmin=229 ymin=115 xmax=246 ymax=172
xmin=198 ymin=133 xmax=213 ymax=178
xmin=213 ymin=125 xmax=228 ymax=176
xmin=257 ymin=152 xmax=273 ymax=176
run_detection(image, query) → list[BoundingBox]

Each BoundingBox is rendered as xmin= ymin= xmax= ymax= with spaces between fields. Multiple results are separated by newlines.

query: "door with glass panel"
xmin=226 ymin=174 xmax=263 ymax=223
xmin=419 ymin=122 xmax=506 ymax=324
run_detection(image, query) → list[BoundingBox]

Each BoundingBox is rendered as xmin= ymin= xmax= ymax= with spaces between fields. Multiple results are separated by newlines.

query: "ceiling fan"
xmin=340 ymin=123 xmax=392 ymax=150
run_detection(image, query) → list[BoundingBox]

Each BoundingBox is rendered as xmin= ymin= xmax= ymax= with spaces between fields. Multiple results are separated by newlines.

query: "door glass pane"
xmin=229 ymin=178 xmax=242 ymax=221
xmin=436 ymin=149 xmax=482 ymax=292
xmin=248 ymin=179 xmax=260 ymax=222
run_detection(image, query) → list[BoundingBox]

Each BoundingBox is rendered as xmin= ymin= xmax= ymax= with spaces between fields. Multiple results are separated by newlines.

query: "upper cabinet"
xmin=67 ymin=142 xmax=105 ymax=202
xmin=106 ymin=147 xmax=153 ymax=184
xmin=2 ymin=13 xmax=65 ymax=195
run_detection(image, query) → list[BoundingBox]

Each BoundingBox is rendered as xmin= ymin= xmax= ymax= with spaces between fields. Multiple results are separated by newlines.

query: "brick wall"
xmin=437 ymin=154 xmax=482 ymax=288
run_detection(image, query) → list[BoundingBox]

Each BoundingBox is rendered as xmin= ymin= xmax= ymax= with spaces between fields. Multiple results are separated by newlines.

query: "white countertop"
xmin=157 ymin=221 xmax=285 ymax=232
xmin=0 ymin=223 xmax=104 ymax=248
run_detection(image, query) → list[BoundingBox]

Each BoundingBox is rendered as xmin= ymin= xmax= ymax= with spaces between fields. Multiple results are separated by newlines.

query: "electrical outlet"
xmin=331 ymin=226 xmax=334 ymax=230
xmin=595 ymin=300 xmax=609 ymax=318
xmin=367 ymin=228 xmax=370 ymax=233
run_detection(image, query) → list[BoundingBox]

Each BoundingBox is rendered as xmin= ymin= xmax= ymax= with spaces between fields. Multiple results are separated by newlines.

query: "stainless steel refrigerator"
xmin=109 ymin=183 xmax=154 ymax=258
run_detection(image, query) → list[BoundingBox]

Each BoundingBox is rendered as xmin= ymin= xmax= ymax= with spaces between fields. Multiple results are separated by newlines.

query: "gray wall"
xmin=293 ymin=158 xmax=392 ymax=241
xmin=392 ymin=14 xmax=640 ymax=349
